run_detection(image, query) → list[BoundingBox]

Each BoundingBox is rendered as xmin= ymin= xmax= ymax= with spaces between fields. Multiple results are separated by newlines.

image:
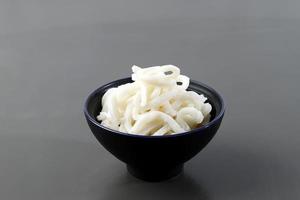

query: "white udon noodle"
xmin=97 ymin=65 xmax=212 ymax=136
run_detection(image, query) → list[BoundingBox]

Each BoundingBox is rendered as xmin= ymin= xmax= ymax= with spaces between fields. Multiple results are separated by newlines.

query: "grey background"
xmin=0 ymin=0 xmax=299 ymax=199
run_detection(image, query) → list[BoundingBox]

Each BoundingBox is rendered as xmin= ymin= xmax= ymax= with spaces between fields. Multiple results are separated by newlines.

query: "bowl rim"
xmin=84 ymin=77 xmax=225 ymax=138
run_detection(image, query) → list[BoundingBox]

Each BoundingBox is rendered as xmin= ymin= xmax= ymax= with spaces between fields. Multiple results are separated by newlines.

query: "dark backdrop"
xmin=0 ymin=1 xmax=299 ymax=199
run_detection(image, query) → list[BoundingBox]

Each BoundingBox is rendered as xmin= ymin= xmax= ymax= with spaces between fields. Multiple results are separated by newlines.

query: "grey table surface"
xmin=1 ymin=1 xmax=300 ymax=199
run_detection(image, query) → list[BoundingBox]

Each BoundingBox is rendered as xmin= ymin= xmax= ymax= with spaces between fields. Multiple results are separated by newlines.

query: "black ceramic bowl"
xmin=84 ymin=77 xmax=225 ymax=181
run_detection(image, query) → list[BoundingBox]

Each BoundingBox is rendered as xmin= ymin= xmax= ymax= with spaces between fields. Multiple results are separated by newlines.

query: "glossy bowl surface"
xmin=84 ymin=77 xmax=225 ymax=181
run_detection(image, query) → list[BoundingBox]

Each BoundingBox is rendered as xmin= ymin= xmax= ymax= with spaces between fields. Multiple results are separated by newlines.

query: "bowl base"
xmin=127 ymin=164 xmax=183 ymax=182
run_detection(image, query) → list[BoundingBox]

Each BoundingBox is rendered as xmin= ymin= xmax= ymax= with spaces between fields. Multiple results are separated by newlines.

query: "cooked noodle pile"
xmin=97 ymin=65 xmax=212 ymax=136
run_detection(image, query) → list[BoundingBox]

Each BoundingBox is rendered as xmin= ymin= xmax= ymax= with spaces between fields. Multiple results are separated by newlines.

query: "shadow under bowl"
xmin=84 ymin=77 xmax=225 ymax=181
